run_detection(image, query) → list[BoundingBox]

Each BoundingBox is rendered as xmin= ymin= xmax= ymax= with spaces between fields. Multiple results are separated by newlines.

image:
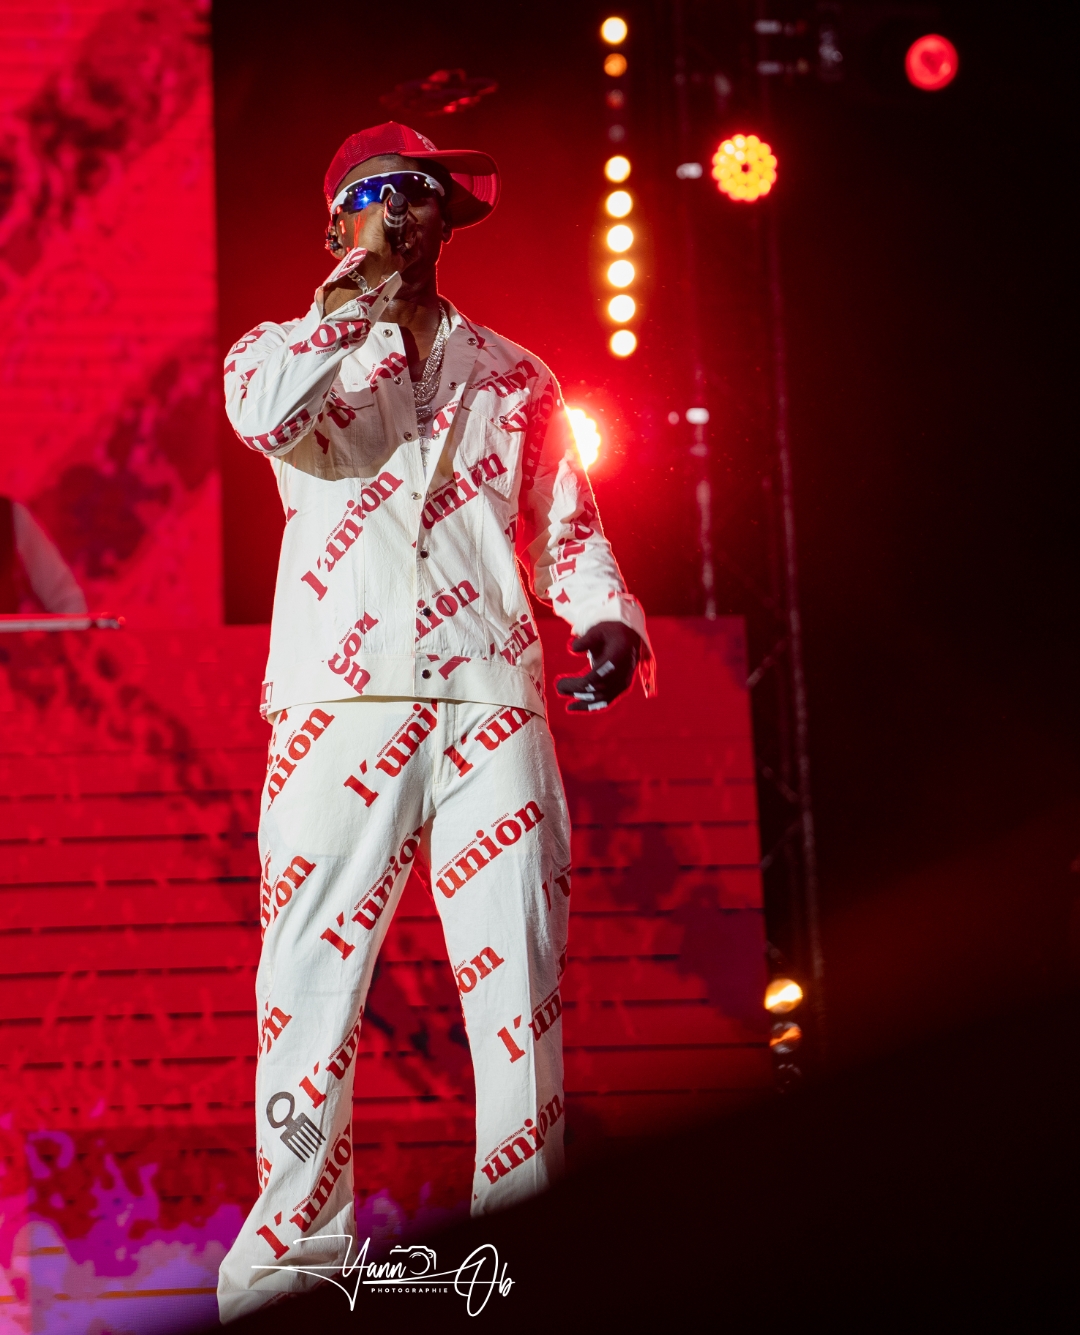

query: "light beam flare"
xmin=566 ymin=407 xmax=601 ymax=470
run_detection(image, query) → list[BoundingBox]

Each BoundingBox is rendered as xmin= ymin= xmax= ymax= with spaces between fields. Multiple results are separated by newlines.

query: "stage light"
xmin=711 ymin=133 xmax=777 ymax=203
xmin=905 ymin=34 xmax=959 ymax=91
xmin=685 ymin=407 xmax=709 ymax=424
xmin=596 ymin=27 xmax=639 ymax=364
xmin=764 ymin=977 xmax=804 ymax=1013
xmin=567 ymin=407 xmax=601 ymax=470
xmin=605 ymin=190 xmax=632 ymax=217
xmin=770 ymin=1021 xmax=803 ymax=1054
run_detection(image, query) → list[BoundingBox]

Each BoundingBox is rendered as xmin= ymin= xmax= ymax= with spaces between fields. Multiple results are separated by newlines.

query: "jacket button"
xmin=449 ymin=382 xmax=456 ymax=389
xmin=421 ymin=670 xmax=431 ymax=679
xmin=393 ymin=376 xmax=402 ymax=385
xmin=419 ymin=549 xmax=429 ymax=558
xmin=404 ymin=431 xmax=413 ymax=440
xmin=411 ymin=492 xmax=422 ymax=500
xmin=383 ymin=329 xmax=392 ymax=337
xmin=468 ymin=337 xmax=476 ymax=345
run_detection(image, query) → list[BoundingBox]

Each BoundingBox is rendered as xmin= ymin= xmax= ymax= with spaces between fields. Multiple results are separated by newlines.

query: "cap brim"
xmin=414 ymin=149 xmax=500 ymax=228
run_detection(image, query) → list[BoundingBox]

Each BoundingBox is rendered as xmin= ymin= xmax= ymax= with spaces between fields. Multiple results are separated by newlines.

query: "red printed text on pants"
xmin=479 ymin=1093 xmax=564 ymax=1186
xmin=289 ymin=1129 xmax=353 ymax=1232
xmin=299 ymin=1013 xmax=363 ymax=1109
xmin=266 ymin=709 xmax=334 ymax=805
xmin=434 ymin=801 xmax=545 ymax=899
xmin=259 ymin=1005 xmax=292 ymax=1055
xmin=529 ymin=985 xmax=563 ymax=1041
xmin=373 ymin=702 xmax=438 ymax=779
xmin=473 ymin=705 xmax=533 ymax=752
xmin=352 ymin=826 xmax=423 ymax=930
xmin=260 ymin=853 xmax=316 ymax=933
xmin=455 ymin=945 xmax=505 ymax=994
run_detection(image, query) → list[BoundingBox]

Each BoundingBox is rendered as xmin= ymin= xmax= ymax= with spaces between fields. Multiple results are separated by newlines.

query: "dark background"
xmin=212 ymin=0 xmax=1078 ymax=1067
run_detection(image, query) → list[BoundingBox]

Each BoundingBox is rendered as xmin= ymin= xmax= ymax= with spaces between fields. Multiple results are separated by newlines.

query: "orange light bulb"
xmin=606 ymin=224 xmax=633 ymax=252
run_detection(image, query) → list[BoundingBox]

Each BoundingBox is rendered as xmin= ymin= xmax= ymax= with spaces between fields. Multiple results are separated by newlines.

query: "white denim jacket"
xmin=224 ymin=248 xmax=653 ymax=719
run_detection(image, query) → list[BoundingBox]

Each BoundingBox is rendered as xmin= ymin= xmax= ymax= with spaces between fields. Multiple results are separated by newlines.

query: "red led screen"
xmin=0 ymin=0 xmax=220 ymax=629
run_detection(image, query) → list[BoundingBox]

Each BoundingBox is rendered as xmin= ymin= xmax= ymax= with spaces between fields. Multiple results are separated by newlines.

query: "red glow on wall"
xmin=905 ymin=34 xmax=959 ymax=91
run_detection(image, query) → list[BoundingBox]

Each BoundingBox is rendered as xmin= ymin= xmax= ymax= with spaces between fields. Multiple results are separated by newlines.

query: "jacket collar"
xmin=344 ymin=298 xmax=483 ymax=380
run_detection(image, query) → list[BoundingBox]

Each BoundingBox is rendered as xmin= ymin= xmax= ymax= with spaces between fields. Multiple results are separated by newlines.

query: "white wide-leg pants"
xmin=217 ymin=697 xmax=572 ymax=1320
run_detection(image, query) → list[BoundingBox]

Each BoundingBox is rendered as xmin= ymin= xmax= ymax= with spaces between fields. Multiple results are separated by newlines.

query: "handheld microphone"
xmin=383 ymin=191 xmax=408 ymax=251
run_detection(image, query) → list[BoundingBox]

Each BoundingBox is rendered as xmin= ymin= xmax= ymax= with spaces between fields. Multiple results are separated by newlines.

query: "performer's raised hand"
xmin=556 ymin=622 xmax=641 ymax=712
xmin=321 ymin=159 xmax=451 ymax=315
xmin=321 ymin=206 xmax=401 ymax=314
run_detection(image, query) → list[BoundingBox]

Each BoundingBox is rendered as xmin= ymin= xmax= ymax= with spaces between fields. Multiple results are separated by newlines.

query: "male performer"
xmin=216 ymin=121 xmax=653 ymax=1318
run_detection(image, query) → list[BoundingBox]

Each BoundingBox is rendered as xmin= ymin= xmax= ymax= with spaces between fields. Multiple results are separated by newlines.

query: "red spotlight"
xmin=905 ymin=34 xmax=959 ymax=91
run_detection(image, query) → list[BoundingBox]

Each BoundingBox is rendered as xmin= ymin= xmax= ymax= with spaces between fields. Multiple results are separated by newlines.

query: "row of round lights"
xmin=600 ymin=18 xmax=637 ymax=358
xmin=564 ymin=16 xmax=636 ymax=470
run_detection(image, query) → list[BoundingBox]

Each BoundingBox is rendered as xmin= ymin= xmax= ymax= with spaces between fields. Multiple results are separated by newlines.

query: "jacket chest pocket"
xmin=323 ymin=390 xmax=398 ymax=480
xmin=455 ymin=404 xmax=520 ymax=500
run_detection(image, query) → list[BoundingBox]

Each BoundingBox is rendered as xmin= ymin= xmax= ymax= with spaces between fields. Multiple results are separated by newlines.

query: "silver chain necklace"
xmin=413 ymin=304 xmax=450 ymax=422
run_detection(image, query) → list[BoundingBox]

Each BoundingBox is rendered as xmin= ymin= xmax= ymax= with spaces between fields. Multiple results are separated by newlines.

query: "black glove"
xmin=555 ymin=622 xmax=641 ymax=713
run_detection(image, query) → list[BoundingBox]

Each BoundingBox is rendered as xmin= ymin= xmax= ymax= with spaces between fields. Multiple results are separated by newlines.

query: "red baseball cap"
xmin=324 ymin=121 xmax=500 ymax=229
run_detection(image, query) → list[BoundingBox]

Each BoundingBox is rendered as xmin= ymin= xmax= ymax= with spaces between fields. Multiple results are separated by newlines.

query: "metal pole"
xmin=754 ymin=0 xmax=825 ymax=1043
xmin=762 ymin=167 xmax=826 ymax=1043
xmin=672 ymin=0 xmax=717 ymax=619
